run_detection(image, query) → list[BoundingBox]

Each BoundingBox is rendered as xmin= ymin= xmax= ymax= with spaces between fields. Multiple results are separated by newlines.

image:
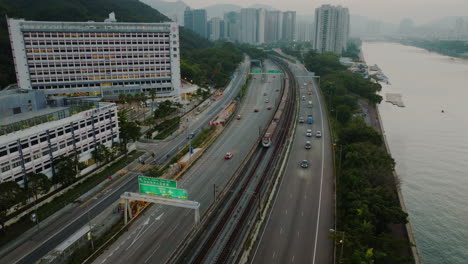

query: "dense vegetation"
xmin=342 ymin=39 xmax=362 ymax=60
xmin=401 ymin=39 xmax=468 ymax=58
xmin=0 ymin=0 xmax=242 ymax=89
xmin=303 ymin=51 xmax=413 ymax=263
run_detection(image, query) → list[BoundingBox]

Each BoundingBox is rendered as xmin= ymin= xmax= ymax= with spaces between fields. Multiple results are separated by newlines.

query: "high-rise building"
xmin=224 ymin=11 xmax=240 ymax=42
xmin=257 ymin=9 xmax=266 ymax=44
xmin=265 ymin=11 xmax=283 ymax=43
xmin=297 ymin=22 xmax=313 ymax=42
xmin=0 ymin=89 xmax=119 ymax=184
xmin=313 ymin=5 xmax=350 ymax=55
xmin=282 ymin=11 xmax=296 ymax=42
xmin=240 ymin=8 xmax=258 ymax=45
xmin=7 ymin=15 xmax=181 ymax=99
xmin=184 ymin=8 xmax=207 ymax=38
xmin=208 ymin=17 xmax=222 ymax=41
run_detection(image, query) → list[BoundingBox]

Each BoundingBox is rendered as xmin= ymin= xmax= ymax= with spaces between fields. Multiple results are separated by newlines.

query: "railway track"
xmin=181 ymin=58 xmax=298 ymax=264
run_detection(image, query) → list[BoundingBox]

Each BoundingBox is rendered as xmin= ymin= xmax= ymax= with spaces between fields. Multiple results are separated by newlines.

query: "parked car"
xmin=300 ymin=160 xmax=309 ymax=168
xmin=306 ymin=129 xmax=313 ymax=137
xmin=224 ymin=152 xmax=233 ymax=159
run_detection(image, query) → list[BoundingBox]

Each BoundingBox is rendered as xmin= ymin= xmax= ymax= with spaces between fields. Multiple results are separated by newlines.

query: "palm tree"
xmin=149 ymin=89 xmax=156 ymax=108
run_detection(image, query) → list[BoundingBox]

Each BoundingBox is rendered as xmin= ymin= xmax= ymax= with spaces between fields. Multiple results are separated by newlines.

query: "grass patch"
xmin=238 ymin=75 xmax=252 ymax=99
xmin=0 ymin=151 xmax=142 ymax=248
xmin=153 ymin=116 xmax=181 ymax=140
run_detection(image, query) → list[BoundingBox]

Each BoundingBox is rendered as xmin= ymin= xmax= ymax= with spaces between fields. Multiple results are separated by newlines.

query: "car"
xmin=266 ymin=106 xmax=272 ymax=110
xmin=304 ymin=141 xmax=311 ymax=149
xmin=265 ymin=99 xmax=269 ymax=103
xmin=308 ymin=91 xmax=313 ymax=95
xmin=187 ymin=132 xmax=195 ymax=139
xmin=316 ymin=130 xmax=322 ymax=138
xmin=306 ymin=129 xmax=313 ymax=137
xmin=263 ymin=92 xmax=267 ymax=96
xmin=275 ymin=89 xmax=280 ymax=92
xmin=254 ymin=109 xmax=259 ymax=112
xmin=304 ymin=82 xmax=307 ymax=86
xmin=273 ymin=75 xmax=276 ymax=78
xmin=299 ymin=117 xmax=305 ymax=123
xmin=224 ymin=152 xmax=233 ymax=159
xmin=236 ymin=115 xmax=241 ymax=120
xmin=302 ymin=95 xmax=306 ymax=100
xmin=300 ymin=160 xmax=309 ymax=168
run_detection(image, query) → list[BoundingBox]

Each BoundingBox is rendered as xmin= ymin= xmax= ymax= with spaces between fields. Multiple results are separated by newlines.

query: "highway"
xmin=93 ymin=60 xmax=285 ymax=264
xmin=251 ymin=59 xmax=335 ymax=264
xmin=1 ymin=59 xmax=251 ymax=264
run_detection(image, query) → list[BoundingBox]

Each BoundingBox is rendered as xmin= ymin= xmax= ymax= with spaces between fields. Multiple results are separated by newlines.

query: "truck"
xmin=307 ymin=115 xmax=313 ymax=124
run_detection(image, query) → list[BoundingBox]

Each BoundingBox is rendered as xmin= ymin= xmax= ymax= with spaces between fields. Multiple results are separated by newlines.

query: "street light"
xmin=329 ymin=229 xmax=345 ymax=264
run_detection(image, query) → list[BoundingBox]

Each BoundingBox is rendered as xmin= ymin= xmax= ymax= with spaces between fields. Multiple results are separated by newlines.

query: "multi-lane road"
xmin=93 ymin=60 xmax=285 ymax=264
xmin=251 ymin=60 xmax=335 ymax=264
xmin=1 ymin=59 xmax=251 ymax=264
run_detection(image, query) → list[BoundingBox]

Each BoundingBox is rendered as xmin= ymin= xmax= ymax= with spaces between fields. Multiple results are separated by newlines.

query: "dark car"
xmin=300 ymin=160 xmax=309 ymax=168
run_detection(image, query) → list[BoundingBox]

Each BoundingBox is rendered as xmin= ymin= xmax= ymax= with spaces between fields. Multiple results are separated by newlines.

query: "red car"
xmin=266 ymin=106 xmax=272 ymax=110
xmin=224 ymin=152 xmax=233 ymax=159
xmin=236 ymin=115 xmax=241 ymax=120
xmin=308 ymin=91 xmax=313 ymax=95
xmin=275 ymin=89 xmax=280 ymax=92
xmin=254 ymin=109 xmax=259 ymax=112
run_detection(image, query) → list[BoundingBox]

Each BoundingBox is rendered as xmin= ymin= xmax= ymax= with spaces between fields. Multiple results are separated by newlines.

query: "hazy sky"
xmin=176 ymin=0 xmax=468 ymax=24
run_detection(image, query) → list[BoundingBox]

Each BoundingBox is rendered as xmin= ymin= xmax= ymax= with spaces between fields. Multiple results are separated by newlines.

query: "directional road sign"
xmin=252 ymin=70 xmax=262 ymax=73
xmin=268 ymin=70 xmax=282 ymax=73
xmin=138 ymin=176 xmax=177 ymax=188
xmin=139 ymin=185 xmax=188 ymax=200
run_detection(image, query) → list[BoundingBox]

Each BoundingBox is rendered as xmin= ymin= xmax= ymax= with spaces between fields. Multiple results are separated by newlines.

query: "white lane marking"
xmin=285 ymin=209 xmax=287 ymax=215
xmin=312 ymin=68 xmax=326 ymax=264
xmin=144 ymin=243 xmax=161 ymax=264
xmin=272 ymin=251 xmax=276 ymax=259
xmin=292 ymin=255 xmax=295 ymax=263
xmin=297 ymin=231 xmax=300 ymax=237
xmin=280 ymin=227 xmax=283 ymax=235
xmin=301 ymin=211 xmax=304 ymax=217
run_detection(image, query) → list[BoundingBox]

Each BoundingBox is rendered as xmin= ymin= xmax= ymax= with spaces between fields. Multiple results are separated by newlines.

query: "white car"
xmin=299 ymin=117 xmax=305 ymax=123
xmin=306 ymin=129 xmax=312 ymax=137
xmin=316 ymin=130 xmax=322 ymax=138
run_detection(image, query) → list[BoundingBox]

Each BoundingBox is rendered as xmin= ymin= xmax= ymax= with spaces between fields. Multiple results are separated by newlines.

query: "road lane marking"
xmin=272 ymin=251 xmax=276 ymax=259
xmin=312 ymin=68 xmax=326 ymax=264
xmin=292 ymin=255 xmax=295 ymax=262
xmin=280 ymin=227 xmax=283 ymax=235
xmin=285 ymin=209 xmax=287 ymax=215
xmin=144 ymin=243 xmax=161 ymax=264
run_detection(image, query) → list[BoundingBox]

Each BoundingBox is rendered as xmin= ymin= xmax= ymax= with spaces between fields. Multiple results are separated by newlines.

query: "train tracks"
xmin=171 ymin=58 xmax=298 ymax=264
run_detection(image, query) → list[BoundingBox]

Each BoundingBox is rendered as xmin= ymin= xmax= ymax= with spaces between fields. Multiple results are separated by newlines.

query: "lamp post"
xmin=329 ymin=229 xmax=345 ymax=264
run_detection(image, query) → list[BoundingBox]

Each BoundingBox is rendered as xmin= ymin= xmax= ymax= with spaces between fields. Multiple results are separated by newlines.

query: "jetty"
xmin=385 ymin=93 xmax=405 ymax=107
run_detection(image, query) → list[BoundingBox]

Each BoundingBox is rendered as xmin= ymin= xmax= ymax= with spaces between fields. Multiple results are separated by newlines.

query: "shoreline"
xmin=360 ymin=47 xmax=421 ymax=263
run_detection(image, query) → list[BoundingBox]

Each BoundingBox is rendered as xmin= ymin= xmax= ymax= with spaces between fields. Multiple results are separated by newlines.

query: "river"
xmin=362 ymin=42 xmax=468 ymax=264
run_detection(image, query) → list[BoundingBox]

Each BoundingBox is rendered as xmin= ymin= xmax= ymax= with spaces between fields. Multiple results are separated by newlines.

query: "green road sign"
xmin=268 ymin=70 xmax=282 ymax=73
xmin=252 ymin=70 xmax=262 ymax=73
xmin=138 ymin=176 xmax=177 ymax=188
xmin=139 ymin=184 xmax=188 ymax=200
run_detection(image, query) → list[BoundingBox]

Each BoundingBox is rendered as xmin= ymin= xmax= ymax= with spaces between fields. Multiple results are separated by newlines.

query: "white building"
xmin=208 ymin=17 xmax=222 ymax=41
xmin=240 ymin=8 xmax=258 ymax=45
xmin=313 ymin=5 xmax=350 ymax=55
xmin=0 ymin=90 xmax=119 ymax=184
xmin=7 ymin=14 xmax=181 ymax=100
xmin=257 ymin=9 xmax=266 ymax=44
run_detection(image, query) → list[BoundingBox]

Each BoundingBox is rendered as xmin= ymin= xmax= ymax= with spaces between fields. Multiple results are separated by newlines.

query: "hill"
xmin=0 ymin=0 xmax=211 ymax=88
xmin=139 ymin=0 xmax=188 ymax=25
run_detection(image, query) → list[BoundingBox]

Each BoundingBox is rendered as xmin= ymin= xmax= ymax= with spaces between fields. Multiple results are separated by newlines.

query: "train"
xmin=262 ymin=74 xmax=290 ymax=148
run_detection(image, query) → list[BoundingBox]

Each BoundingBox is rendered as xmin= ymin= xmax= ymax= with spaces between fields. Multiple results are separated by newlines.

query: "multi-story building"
xmin=208 ymin=17 xmax=222 ymax=41
xmin=265 ymin=11 xmax=283 ymax=43
xmin=0 ymin=90 xmax=119 ymax=184
xmin=184 ymin=8 xmax=207 ymax=38
xmin=257 ymin=9 xmax=266 ymax=44
xmin=240 ymin=8 xmax=258 ymax=45
xmin=282 ymin=11 xmax=297 ymax=42
xmin=224 ymin=11 xmax=239 ymax=42
xmin=7 ymin=14 xmax=181 ymax=100
xmin=313 ymin=5 xmax=350 ymax=55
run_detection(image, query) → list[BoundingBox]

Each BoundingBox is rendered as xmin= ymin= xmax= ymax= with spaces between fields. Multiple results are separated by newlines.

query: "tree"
xmin=118 ymin=93 xmax=127 ymax=105
xmin=27 ymin=173 xmax=51 ymax=200
xmin=118 ymin=110 xmax=142 ymax=151
xmin=0 ymin=181 xmax=26 ymax=229
xmin=149 ymin=89 xmax=156 ymax=107
xmin=92 ymin=144 xmax=111 ymax=165
xmin=54 ymin=155 xmax=81 ymax=186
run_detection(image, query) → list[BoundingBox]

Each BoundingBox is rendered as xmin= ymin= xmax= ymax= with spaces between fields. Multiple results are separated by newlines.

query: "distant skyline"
xmin=171 ymin=0 xmax=468 ymax=25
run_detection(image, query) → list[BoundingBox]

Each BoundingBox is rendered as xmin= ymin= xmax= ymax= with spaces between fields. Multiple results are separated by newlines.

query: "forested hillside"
xmin=0 ymin=0 xmax=239 ymax=89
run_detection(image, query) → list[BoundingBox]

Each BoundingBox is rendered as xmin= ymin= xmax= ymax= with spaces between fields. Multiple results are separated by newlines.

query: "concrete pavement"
xmin=251 ymin=59 xmax=335 ymax=264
